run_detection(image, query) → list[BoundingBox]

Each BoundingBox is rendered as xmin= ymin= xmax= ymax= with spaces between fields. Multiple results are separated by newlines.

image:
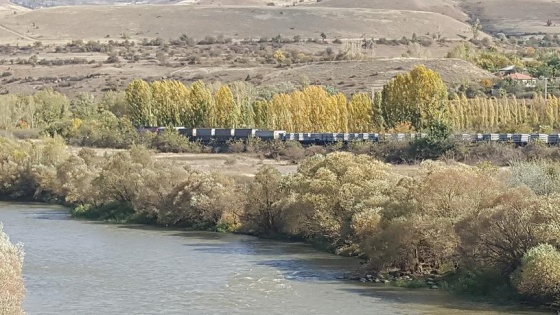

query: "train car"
xmin=137 ymin=127 xmax=560 ymax=147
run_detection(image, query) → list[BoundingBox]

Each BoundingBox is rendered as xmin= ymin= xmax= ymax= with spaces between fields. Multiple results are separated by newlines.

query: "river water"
xmin=0 ymin=203 xmax=549 ymax=315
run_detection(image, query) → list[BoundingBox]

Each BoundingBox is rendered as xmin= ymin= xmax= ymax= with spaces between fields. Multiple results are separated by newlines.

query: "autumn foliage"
xmin=381 ymin=65 xmax=448 ymax=130
xmin=123 ymin=66 xmax=448 ymax=133
xmin=125 ymin=79 xmax=381 ymax=132
xmin=0 ymin=224 xmax=25 ymax=315
xmin=123 ymin=66 xmax=560 ymax=134
xmin=1 ymin=136 xmax=560 ymax=305
xmin=2 ymin=65 xmax=560 ymax=136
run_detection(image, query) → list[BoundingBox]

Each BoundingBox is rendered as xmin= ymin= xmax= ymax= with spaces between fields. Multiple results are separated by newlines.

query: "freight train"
xmin=138 ymin=127 xmax=559 ymax=145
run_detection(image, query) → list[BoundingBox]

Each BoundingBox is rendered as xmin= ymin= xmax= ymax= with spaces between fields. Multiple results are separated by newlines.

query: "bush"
xmin=0 ymin=224 xmax=25 ymax=315
xmin=444 ymin=269 xmax=516 ymax=300
xmin=369 ymin=141 xmax=412 ymax=164
xmin=226 ymin=139 xmax=246 ymax=153
xmin=514 ymin=244 xmax=560 ymax=304
xmin=151 ymin=129 xmax=202 ymax=153
xmin=456 ymin=189 xmax=560 ymax=273
xmin=71 ymin=202 xmax=136 ymax=222
xmin=408 ymin=120 xmax=455 ymax=160
xmin=445 ymin=142 xmax=523 ymax=166
xmin=510 ymin=160 xmax=560 ymax=195
xmin=347 ymin=141 xmax=373 ymax=155
xmin=242 ymin=166 xmax=287 ymax=235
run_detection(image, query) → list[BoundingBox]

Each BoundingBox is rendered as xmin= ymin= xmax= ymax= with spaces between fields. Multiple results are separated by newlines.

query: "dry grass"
xmin=313 ymin=0 xmax=468 ymax=22
xmin=460 ymin=0 xmax=560 ymax=35
xmin=0 ymin=5 xmax=474 ymax=44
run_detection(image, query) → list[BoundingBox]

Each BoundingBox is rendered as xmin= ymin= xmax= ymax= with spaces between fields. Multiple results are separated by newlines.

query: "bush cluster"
xmin=0 ymin=224 xmax=25 ymax=315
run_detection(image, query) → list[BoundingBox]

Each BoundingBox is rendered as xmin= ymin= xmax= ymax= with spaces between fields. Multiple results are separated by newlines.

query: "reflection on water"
xmin=0 ymin=202 xmax=549 ymax=315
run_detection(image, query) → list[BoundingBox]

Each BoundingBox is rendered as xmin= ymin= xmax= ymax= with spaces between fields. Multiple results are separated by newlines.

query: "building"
xmin=491 ymin=66 xmax=538 ymax=96
xmin=507 ymin=72 xmax=537 ymax=88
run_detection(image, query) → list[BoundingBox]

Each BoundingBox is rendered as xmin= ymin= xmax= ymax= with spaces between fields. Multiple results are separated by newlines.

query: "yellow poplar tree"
xmin=214 ymin=85 xmax=239 ymax=128
xmin=125 ymin=79 xmax=154 ymax=126
xmin=189 ymin=80 xmax=214 ymax=127
xmin=150 ymin=80 xmax=175 ymax=126
xmin=381 ymin=65 xmax=448 ymax=130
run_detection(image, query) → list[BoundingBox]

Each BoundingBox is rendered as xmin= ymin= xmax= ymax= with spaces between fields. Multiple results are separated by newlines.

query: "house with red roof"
xmin=491 ymin=66 xmax=539 ymax=96
xmin=507 ymin=72 xmax=537 ymax=88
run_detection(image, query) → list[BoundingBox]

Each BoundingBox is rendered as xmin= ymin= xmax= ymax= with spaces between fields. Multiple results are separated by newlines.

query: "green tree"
xmin=33 ymin=88 xmax=70 ymax=127
xmin=381 ymin=65 xmax=448 ymax=130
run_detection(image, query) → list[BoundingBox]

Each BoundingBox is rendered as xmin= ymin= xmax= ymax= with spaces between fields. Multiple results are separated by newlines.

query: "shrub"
xmin=226 ymin=139 xmax=246 ymax=153
xmin=444 ymin=268 xmax=516 ymax=300
xmin=514 ymin=244 xmax=560 ymax=304
xmin=159 ymin=171 xmax=243 ymax=229
xmin=151 ymin=129 xmax=202 ymax=153
xmin=408 ymin=120 xmax=455 ymax=160
xmin=283 ymin=152 xmax=398 ymax=249
xmin=242 ymin=166 xmax=287 ymax=235
xmin=456 ymin=189 xmax=560 ymax=273
xmin=0 ymin=224 xmax=25 ymax=315
xmin=445 ymin=142 xmax=523 ymax=166
xmin=347 ymin=141 xmax=373 ymax=155
xmin=369 ymin=141 xmax=412 ymax=164
xmin=510 ymin=160 xmax=560 ymax=195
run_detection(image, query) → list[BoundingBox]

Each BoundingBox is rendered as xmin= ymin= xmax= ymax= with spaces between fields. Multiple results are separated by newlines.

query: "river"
xmin=0 ymin=203 xmax=549 ymax=315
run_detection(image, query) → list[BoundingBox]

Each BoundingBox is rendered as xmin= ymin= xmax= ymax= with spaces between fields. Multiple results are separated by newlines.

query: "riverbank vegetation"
xmin=0 ymin=224 xmax=25 ymax=315
xmin=0 ymin=136 xmax=559 ymax=309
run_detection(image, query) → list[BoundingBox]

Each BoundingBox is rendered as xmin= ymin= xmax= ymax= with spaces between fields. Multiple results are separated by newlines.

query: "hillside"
xmin=0 ymin=5 xmax=477 ymax=44
xmin=2 ymin=58 xmax=493 ymax=97
xmin=460 ymin=0 xmax=560 ymax=35
xmin=4 ymin=0 xmax=560 ymax=37
xmin=311 ymin=0 xmax=468 ymax=22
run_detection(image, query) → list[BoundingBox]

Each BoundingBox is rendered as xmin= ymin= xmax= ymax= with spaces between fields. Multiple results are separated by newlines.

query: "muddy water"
xmin=0 ymin=203 xmax=548 ymax=315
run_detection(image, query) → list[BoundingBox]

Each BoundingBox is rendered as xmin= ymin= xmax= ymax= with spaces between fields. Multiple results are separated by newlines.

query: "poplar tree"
xmin=381 ymin=65 xmax=448 ymax=130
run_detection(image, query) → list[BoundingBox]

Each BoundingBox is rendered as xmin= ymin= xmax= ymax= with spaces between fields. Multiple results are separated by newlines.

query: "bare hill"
xmin=312 ymin=0 xmax=468 ymax=22
xmin=0 ymin=5 xmax=476 ymax=43
xmin=460 ymin=0 xmax=560 ymax=35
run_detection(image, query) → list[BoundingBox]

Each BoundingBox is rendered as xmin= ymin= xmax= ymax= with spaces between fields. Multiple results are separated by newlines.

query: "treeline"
xmin=124 ymin=65 xmax=446 ymax=132
xmin=0 ymin=224 xmax=25 ymax=315
xmin=448 ymin=94 xmax=560 ymax=133
xmin=125 ymin=79 xmax=378 ymax=132
xmin=3 ymin=65 xmax=560 ymax=144
xmin=124 ymin=66 xmax=560 ymax=133
xmin=0 ymin=136 xmax=559 ymax=307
